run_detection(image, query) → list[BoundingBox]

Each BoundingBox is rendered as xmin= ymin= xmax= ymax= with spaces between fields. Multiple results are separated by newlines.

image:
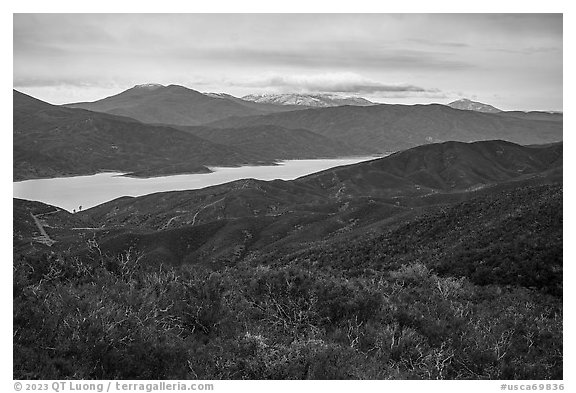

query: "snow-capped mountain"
xmin=204 ymin=92 xmax=237 ymax=99
xmin=448 ymin=98 xmax=502 ymax=113
xmin=241 ymin=93 xmax=375 ymax=107
xmin=133 ymin=83 xmax=165 ymax=90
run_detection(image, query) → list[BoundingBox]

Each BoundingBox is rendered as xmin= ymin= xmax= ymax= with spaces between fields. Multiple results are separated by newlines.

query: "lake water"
xmin=13 ymin=156 xmax=380 ymax=212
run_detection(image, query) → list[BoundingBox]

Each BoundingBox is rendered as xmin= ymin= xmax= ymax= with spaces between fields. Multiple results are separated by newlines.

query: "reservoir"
xmin=13 ymin=156 xmax=380 ymax=212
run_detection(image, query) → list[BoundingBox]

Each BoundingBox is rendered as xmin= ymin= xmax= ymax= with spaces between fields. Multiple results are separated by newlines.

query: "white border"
xmin=3 ymin=2 xmax=572 ymax=390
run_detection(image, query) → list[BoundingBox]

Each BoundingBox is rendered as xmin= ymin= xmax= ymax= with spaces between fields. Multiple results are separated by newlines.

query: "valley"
xmin=14 ymin=140 xmax=562 ymax=267
xmin=13 ymin=13 xmax=564 ymax=382
xmin=13 ymin=139 xmax=563 ymax=380
xmin=13 ymin=87 xmax=564 ymax=381
xmin=13 ymin=156 xmax=379 ymax=211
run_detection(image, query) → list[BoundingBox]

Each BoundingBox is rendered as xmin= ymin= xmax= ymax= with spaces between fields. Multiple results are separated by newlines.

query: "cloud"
xmin=486 ymin=46 xmax=562 ymax=55
xmin=406 ymin=39 xmax=470 ymax=48
xmin=186 ymin=46 xmax=475 ymax=72
xmin=231 ymin=73 xmax=442 ymax=96
xmin=13 ymin=77 xmax=118 ymax=89
xmin=12 ymin=14 xmax=562 ymax=111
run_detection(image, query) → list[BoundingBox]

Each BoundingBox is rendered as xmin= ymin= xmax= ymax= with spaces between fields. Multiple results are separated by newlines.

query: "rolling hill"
xmin=77 ymin=140 xmax=561 ymax=230
xmin=208 ymin=103 xmax=563 ymax=152
xmin=180 ymin=124 xmax=374 ymax=160
xmin=14 ymin=140 xmax=562 ymax=283
xmin=296 ymin=139 xmax=562 ymax=197
xmin=496 ymin=111 xmax=563 ymax=122
xmin=14 ymin=179 xmax=563 ymax=380
xmin=35 ymin=139 xmax=556 ymax=269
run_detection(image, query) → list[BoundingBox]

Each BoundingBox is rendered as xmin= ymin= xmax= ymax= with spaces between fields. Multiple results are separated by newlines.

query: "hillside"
xmin=14 ymin=90 xmax=373 ymax=180
xmin=74 ymin=140 xmax=561 ymax=251
xmin=181 ymin=124 xmax=374 ymax=160
xmin=13 ymin=198 xmax=96 ymax=254
xmin=497 ymin=111 xmax=563 ymax=122
xmin=208 ymin=104 xmax=563 ymax=152
xmin=296 ymin=139 xmax=562 ymax=197
xmin=14 ymin=140 xmax=563 ymax=380
xmin=273 ymin=182 xmax=562 ymax=295
xmin=66 ymin=84 xmax=306 ymax=126
xmin=13 ymin=90 xmax=260 ymax=180
xmin=76 ymin=140 xmax=561 ymax=226
xmin=13 ymin=140 xmax=562 ymax=286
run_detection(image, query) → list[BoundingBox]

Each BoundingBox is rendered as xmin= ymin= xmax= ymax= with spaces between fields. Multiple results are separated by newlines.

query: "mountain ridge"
xmin=242 ymin=93 xmax=375 ymax=107
xmin=179 ymin=124 xmax=375 ymax=160
xmin=208 ymin=103 xmax=562 ymax=152
xmin=448 ymin=98 xmax=502 ymax=113
xmin=13 ymin=138 xmax=562 ymax=277
xmin=78 ymin=140 xmax=562 ymax=231
xmin=65 ymin=84 xmax=308 ymax=126
xmin=13 ymin=90 xmax=250 ymax=180
xmin=14 ymin=90 xmax=373 ymax=180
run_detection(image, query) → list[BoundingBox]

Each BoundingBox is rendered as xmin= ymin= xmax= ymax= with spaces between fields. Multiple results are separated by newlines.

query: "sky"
xmin=13 ymin=13 xmax=563 ymax=111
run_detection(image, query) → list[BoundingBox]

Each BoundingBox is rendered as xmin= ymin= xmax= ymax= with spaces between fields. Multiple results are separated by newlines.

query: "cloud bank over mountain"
xmin=14 ymin=14 xmax=562 ymax=110
xmin=229 ymin=72 xmax=443 ymax=97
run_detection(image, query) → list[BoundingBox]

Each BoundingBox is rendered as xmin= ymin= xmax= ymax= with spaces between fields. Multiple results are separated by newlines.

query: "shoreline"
xmin=13 ymin=154 xmax=386 ymax=183
xmin=13 ymin=155 xmax=384 ymax=211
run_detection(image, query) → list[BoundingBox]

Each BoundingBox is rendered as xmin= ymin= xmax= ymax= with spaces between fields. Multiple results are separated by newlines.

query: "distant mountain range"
xmin=15 ymin=87 xmax=563 ymax=181
xmin=496 ymin=110 xmax=563 ymax=122
xmin=64 ymin=83 xmax=562 ymax=127
xmin=448 ymin=98 xmax=502 ymax=113
xmin=446 ymin=97 xmax=562 ymax=121
xmin=208 ymin=103 xmax=563 ymax=152
xmin=65 ymin=84 xmax=306 ymax=126
xmin=13 ymin=90 xmax=364 ymax=180
xmin=66 ymin=85 xmax=376 ymax=126
xmin=13 ymin=90 xmax=248 ymax=180
xmin=178 ymin=124 xmax=371 ymax=160
xmin=241 ymin=93 xmax=375 ymax=107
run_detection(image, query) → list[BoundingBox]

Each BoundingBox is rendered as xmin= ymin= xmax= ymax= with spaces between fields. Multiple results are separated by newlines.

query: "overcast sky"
xmin=13 ymin=14 xmax=562 ymax=110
